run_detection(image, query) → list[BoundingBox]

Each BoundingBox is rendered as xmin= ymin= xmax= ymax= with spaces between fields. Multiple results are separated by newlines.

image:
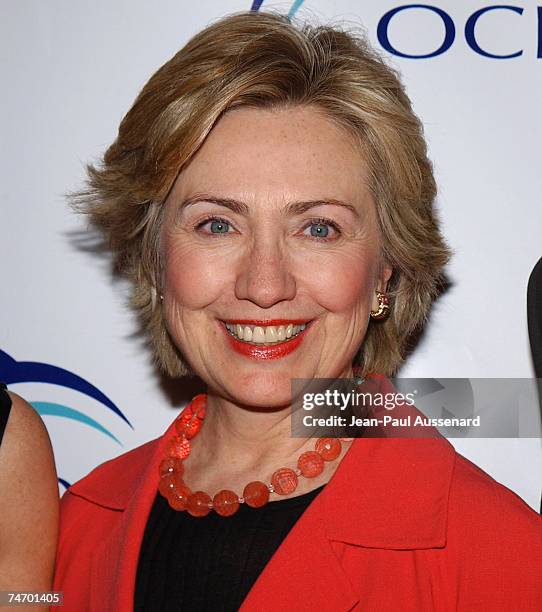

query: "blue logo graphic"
xmin=251 ymin=0 xmax=306 ymax=20
xmin=0 ymin=348 xmax=133 ymax=488
xmin=377 ymin=4 xmax=526 ymax=59
xmin=251 ymin=2 xmax=541 ymax=59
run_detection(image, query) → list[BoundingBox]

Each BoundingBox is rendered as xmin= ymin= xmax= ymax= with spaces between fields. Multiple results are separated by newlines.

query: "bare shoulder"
xmin=0 ymin=391 xmax=57 ymax=479
xmin=0 ymin=391 xmax=59 ymax=590
xmin=3 ymin=391 xmax=51 ymax=444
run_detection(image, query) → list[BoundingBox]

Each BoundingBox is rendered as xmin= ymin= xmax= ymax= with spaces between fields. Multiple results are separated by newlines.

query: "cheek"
xmin=295 ymin=249 xmax=377 ymax=313
xmin=163 ymin=241 xmax=232 ymax=308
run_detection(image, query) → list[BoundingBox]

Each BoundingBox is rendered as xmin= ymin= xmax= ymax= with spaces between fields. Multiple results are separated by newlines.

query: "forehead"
xmin=168 ymin=105 xmax=371 ymax=207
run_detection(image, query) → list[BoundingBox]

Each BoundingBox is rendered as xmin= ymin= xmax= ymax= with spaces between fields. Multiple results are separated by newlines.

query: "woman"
xmin=0 ymin=384 xmax=58 ymax=602
xmin=53 ymin=11 xmax=542 ymax=611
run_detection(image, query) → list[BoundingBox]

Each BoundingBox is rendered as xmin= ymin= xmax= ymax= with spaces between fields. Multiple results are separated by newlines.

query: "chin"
xmin=220 ymin=370 xmax=297 ymax=409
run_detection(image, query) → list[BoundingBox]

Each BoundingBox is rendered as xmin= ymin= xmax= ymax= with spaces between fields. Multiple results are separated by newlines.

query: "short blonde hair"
xmin=72 ymin=10 xmax=451 ymax=377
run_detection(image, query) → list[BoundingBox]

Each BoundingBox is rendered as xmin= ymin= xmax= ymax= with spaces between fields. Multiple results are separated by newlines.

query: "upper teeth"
xmin=225 ymin=323 xmax=307 ymax=344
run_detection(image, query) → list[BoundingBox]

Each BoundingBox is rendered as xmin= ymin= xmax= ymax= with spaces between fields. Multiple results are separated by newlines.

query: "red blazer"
xmin=53 ymin=416 xmax=542 ymax=611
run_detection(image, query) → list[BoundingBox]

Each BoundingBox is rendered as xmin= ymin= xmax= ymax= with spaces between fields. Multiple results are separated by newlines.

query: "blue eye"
xmin=301 ymin=218 xmax=340 ymax=241
xmin=209 ymin=219 xmax=230 ymax=233
xmin=309 ymin=222 xmax=331 ymax=238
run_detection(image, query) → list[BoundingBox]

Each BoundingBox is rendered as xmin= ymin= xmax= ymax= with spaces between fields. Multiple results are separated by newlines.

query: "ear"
xmin=378 ymin=263 xmax=393 ymax=292
xmin=371 ymin=263 xmax=393 ymax=311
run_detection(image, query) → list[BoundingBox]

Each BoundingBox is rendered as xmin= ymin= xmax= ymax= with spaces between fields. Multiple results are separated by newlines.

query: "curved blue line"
xmin=0 ymin=349 xmax=133 ymax=428
xmin=288 ymin=0 xmax=305 ymax=18
xmin=58 ymin=477 xmax=71 ymax=492
xmin=32 ymin=401 xmax=123 ymax=446
xmin=250 ymin=0 xmax=265 ymax=11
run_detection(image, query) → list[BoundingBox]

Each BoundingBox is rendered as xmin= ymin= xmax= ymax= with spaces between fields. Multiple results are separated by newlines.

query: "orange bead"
xmin=158 ymin=457 xmax=183 ymax=477
xmin=167 ymin=483 xmax=191 ymax=511
xmin=271 ymin=468 xmax=298 ymax=495
xmin=185 ymin=418 xmax=203 ymax=440
xmin=243 ymin=481 xmax=270 ymax=508
xmin=167 ymin=436 xmax=191 ymax=460
xmin=158 ymin=472 xmax=177 ymax=497
xmin=315 ymin=437 xmax=342 ymax=461
xmin=297 ymin=451 xmax=324 ymax=478
xmin=175 ymin=416 xmax=202 ymax=439
xmin=175 ymin=413 xmax=191 ymax=432
xmin=187 ymin=491 xmax=212 ymax=517
xmin=178 ymin=410 xmax=193 ymax=423
xmin=190 ymin=394 xmax=207 ymax=419
xmin=213 ymin=490 xmax=240 ymax=517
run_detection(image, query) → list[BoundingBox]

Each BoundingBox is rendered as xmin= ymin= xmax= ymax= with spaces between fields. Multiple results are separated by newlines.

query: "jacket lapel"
xmin=70 ymin=427 xmax=175 ymax=611
xmin=242 ymin=434 xmax=455 ymax=610
xmin=241 ymin=493 xmax=360 ymax=611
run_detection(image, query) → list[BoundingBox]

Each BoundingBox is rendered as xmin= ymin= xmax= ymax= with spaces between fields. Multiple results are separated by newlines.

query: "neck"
xmin=182 ymin=365 xmax=356 ymax=497
xmin=194 ymin=394 xmax=308 ymax=469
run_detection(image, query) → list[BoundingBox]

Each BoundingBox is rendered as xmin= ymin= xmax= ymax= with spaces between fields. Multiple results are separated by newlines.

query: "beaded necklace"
xmin=158 ymin=393 xmax=347 ymax=517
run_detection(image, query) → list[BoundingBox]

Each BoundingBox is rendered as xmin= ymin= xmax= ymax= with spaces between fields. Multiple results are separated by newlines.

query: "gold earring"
xmin=370 ymin=291 xmax=390 ymax=321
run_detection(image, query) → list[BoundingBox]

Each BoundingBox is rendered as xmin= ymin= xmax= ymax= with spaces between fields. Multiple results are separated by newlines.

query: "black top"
xmin=0 ymin=383 xmax=12 ymax=448
xmin=134 ymin=484 xmax=325 ymax=612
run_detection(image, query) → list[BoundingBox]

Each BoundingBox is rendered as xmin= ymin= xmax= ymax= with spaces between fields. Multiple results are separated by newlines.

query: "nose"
xmin=234 ymin=233 xmax=296 ymax=308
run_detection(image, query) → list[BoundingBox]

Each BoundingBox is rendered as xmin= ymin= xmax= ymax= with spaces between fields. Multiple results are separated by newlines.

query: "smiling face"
xmin=160 ymin=105 xmax=392 ymax=407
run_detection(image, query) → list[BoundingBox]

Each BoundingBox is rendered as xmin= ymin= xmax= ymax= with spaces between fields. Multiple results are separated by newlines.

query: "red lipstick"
xmin=224 ymin=319 xmax=309 ymax=326
xmin=220 ymin=321 xmax=310 ymax=360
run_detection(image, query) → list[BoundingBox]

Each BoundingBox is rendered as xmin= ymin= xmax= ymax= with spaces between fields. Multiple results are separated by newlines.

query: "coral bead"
xmin=271 ymin=468 xmax=298 ymax=495
xmin=158 ymin=472 xmax=177 ymax=497
xmin=167 ymin=436 xmax=191 ymax=460
xmin=158 ymin=457 xmax=183 ymax=477
xmin=178 ymin=410 xmax=193 ymax=423
xmin=315 ymin=437 xmax=342 ymax=461
xmin=297 ymin=451 xmax=324 ymax=478
xmin=175 ymin=416 xmax=202 ymax=439
xmin=213 ymin=490 xmax=240 ymax=517
xmin=184 ymin=418 xmax=202 ymax=439
xmin=167 ymin=483 xmax=192 ymax=511
xmin=190 ymin=394 xmax=207 ymax=419
xmin=243 ymin=481 xmax=270 ymax=508
xmin=187 ymin=491 xmax=212 ymax=517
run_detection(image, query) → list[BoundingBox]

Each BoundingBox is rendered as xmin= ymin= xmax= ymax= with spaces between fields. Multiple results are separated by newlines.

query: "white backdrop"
xmin=1 ymin=1 xmax=541 ymax=509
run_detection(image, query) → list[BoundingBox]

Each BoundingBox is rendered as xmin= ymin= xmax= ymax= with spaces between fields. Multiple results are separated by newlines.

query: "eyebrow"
xmin=178 ymin=194 xmax=360 ymax=217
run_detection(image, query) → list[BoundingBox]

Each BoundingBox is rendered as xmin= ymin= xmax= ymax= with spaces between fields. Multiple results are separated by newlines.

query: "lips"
xmin=220 ymin=319 xmax=312 ymax=360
